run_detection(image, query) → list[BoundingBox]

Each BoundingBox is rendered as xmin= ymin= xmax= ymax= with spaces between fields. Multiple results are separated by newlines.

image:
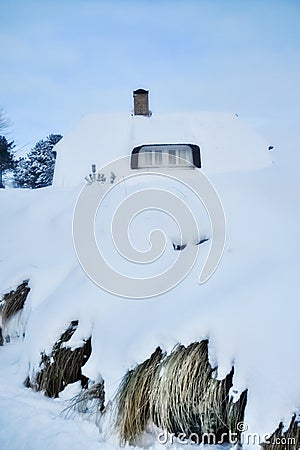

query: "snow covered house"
xmin=53 ymin=89 xmax=271 ymax=187
xmin=2 ymin=90 xmax=300 ymax=450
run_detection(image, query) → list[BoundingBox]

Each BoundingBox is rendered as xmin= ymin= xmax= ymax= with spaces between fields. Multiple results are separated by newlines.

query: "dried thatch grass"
xmin=0 ymin=280 xmax=30 ymax=344
xmin=63 ymin=380 xmax=105 ymax=424
xmin=28 ymin=321 xmax=92 ymax=398
xmin=150 ymin=342 xmax=211 ymax=437
xmin=115 ymin=347 xmax=164 ymax=445
xmin=151 ymin=341 xmax=246 ymax=442
xmin=0 ymin=280 xmax=30 ymax=326
xmin=262 ymin=415 xmax=300 ymax=450
xmin=114 ymin=340 xmax=247 ymax=446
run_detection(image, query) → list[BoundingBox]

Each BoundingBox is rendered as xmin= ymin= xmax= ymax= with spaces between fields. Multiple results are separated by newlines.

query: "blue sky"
xmin=0 ymin=0 xmax=299 ymax=154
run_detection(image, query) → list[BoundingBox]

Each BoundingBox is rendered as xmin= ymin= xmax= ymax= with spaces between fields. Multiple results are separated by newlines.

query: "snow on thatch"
xmin=63 ymin=380 xmax=105 ymax=426
xmin=114 ymin=340 xmax=247 ymax=445
xmin=263 ymin=415 xmax=300 ymax=450
xmin=0 ymin=280 xmax=30 ymax=342
xmin=26 ymin=320 xmax=92 ymax=398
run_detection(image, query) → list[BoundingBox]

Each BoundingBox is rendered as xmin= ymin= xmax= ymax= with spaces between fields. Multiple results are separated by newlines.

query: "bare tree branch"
xmin=0 ymin=108 xmax=10 ymax=132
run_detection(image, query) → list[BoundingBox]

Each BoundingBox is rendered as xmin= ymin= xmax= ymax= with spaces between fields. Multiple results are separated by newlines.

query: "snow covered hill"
xmin=0 ymin=110 xmax=299 ymax=449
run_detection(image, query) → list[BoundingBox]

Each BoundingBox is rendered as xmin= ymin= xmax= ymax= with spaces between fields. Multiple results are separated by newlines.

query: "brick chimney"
xmin=133 ymin=89 xmax=151 ymax=116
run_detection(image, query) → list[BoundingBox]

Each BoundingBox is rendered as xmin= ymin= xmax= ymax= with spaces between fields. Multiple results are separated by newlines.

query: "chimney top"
xmin=133 ymin=89 xmax=151 ymax=117
xmin=133 ymin=88 xmax=148 ymax=95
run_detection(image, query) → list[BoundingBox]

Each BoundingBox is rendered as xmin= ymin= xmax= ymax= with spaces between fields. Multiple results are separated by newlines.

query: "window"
xmin=169 ymin=150 xmax=176 ymax=165
xmin=145 ymin=149 xmax=152 ymax=165
xmin=131 ymin=144 xmax=201 ymax=169
xmin=155 ymin=149 xmax=162 ymax=165
xmin=178 ymin=148 xmax=186 ymax=162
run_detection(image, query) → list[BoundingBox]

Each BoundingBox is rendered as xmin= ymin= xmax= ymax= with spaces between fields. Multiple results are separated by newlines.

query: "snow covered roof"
xmin=53 ymin=112 xmax=271 ymax=187
xmin=5 ymin=104 xmax=298 ymax=445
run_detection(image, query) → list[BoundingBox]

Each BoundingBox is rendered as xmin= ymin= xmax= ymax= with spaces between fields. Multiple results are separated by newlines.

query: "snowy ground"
xmin=0 ymin=342 xmax=103 ymax=450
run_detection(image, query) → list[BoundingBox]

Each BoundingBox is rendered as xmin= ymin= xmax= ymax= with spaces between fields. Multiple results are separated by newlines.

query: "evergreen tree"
xmin=0 ymin=135 xmax=15 ymax=188
xmin=14 ymin=134 xmax=62 ymax=189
